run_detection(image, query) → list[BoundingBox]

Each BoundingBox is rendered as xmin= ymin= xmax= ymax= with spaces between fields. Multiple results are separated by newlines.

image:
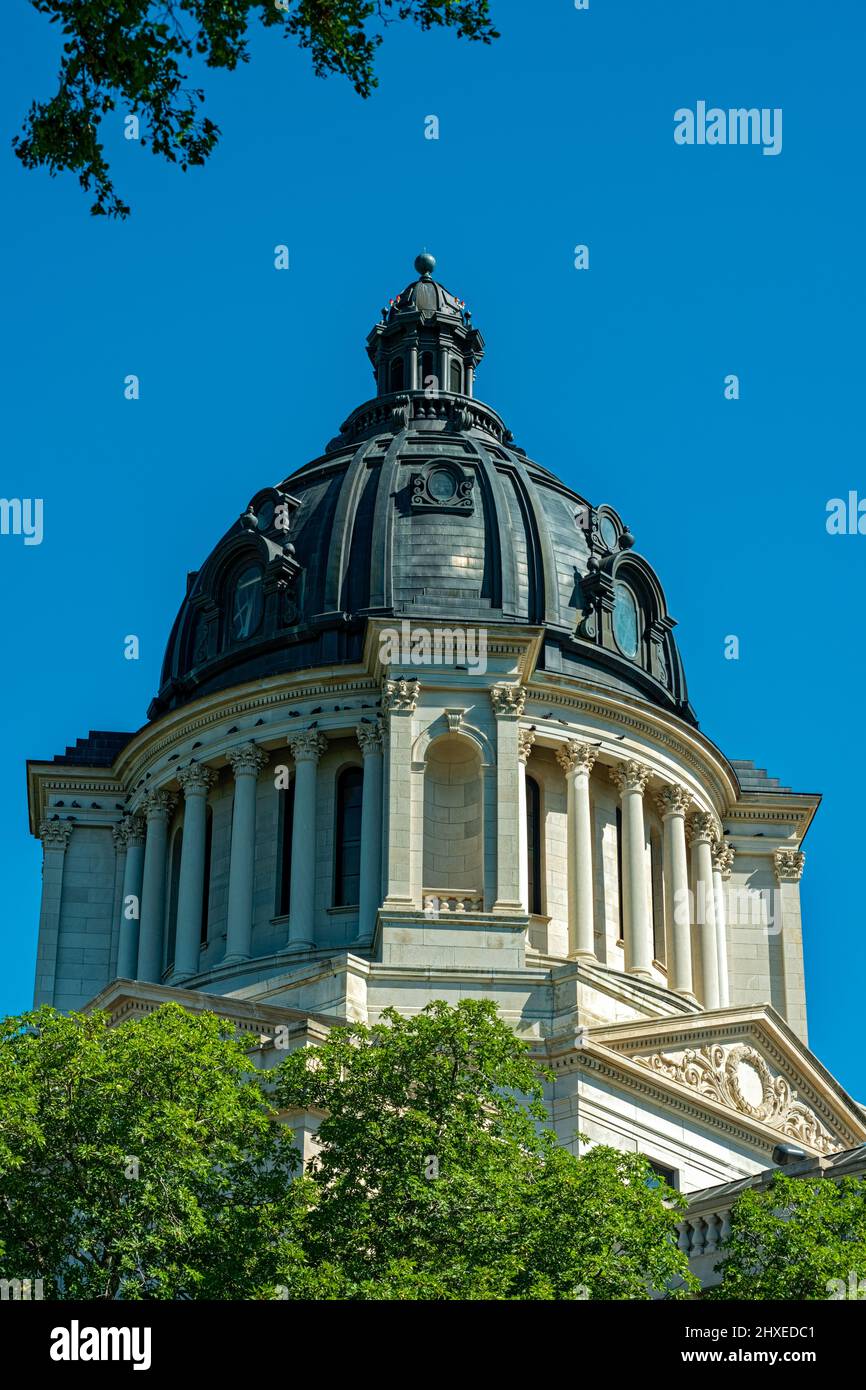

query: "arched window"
xmin=421 ymin=350 xmax=434 ymax=386
xmin=449 ymin=358 xmax=463 ymax=394
xmin=390 ymin=356 xmax=405 ymax=392
xmin=612 ymin=580 xmax=640 ymax=659
xmin=526 ymin=776 xmax=542 ymax=914
xmin=165 ymin=826 xmax=183 ymax=972
xmin=276 ymin=776 xmax=295 ymax=917
xmin=228 ymin=564 xmax=264 ymax=644
xmin=335 ymin=767 xmax=364 ymax=907
xmin=201 ymin=806 xmax=213 ymax=943
xmin=615 ymin=806 xmax=624 ymax=942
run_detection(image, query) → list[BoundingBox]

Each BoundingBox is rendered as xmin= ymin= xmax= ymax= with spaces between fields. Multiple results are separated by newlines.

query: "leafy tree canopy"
xmin=15 ymin=0 xmax=499 ymax=217
xmin=0 ymin=1003 xmax=302 ymax=1298
xmin=0 ymin=997 xmax=696 ymax=1299
xmin=709 ymin=1170 xmax=866 ymax=1300
xmin=276 ymin=998 xmax=697 ymax=1299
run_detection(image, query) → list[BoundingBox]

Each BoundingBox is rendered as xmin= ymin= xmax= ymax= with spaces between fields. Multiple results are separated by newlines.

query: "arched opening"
xmin=423 ymin=735 xmax=483 ymax=906
xmin=390 ymin=356 xmax=405 ymax=392
xmin=526 ymin=775 xmax=542 ymax=915
xmin=165 ymin=826 xmax=183 ymax=972
xmin=276 ymin=776 xmax=295 ymax=916
xmin=335 ymin=766 xmax=364 ymax=907
xmin=421 ymin=350 xmax=434 ymax=386
xmin=201 ymin=805 xmax=213 ymax=943
xmin=225 ymin=561 xmax=264 ymax=646
xmin=449 ymin=358 xmax=463 ymax=394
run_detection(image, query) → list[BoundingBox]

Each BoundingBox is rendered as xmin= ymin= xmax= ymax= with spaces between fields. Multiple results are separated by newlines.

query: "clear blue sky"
xmin=2 ymin=1 xmax=864 ymax=1095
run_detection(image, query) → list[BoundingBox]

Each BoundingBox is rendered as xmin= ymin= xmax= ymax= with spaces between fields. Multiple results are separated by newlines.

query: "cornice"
xmin=524 ymin=675 xmax=737 ymax=813
xmin=582 ymin=1008 xmax=866 ymax=1150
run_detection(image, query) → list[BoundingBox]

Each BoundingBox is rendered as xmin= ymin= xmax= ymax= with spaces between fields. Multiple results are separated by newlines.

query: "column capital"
xmin=227 ymin=743 xmax=269 ymax=779
xmin=490 ymin=684 xmax=525 ymax=719
xmin=556 ymin=739 xmax=597 ymax=777
xmin=143 ymin=789 xmax=177 ymax=822
xmin=654 ymin=782 xmax=692 ymax=820
xmin=38 ymin=819 xmax=74 ymax=852
xmin=610 ymin=758 xmax=651 ymax=797
xmin=356 ymin=719 xmax=385 ymax=755
xmin=382 ymin=677 xmax=420 ymax=714
xmin=177 ymin=762 xmax=218 ymax=797
xmin=518 ymin=728 xmax=536 ymax=765
xmin=686 ymin=809 xmax=719 ymax=847
xmin=112 ymin=823 xmax=126 ymax=851
xmin=122 ymin=814 xmax=147 ymax=849
xmin=287 ymin=729 xmax=328 ymax=764
xmin=712 ymin=839 xmax=735 ymax=879
xmin=774 ymin=848 xmax=805 ymax=883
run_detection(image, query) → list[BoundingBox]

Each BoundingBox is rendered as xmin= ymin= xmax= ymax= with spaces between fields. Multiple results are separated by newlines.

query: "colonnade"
xmin=547 ymin=742 xmax=734 ymax=1008
xmin=114 ymin=723 xmax=385 ymax=984
xmin=107 ymin=711 xmax=732 ymax=1007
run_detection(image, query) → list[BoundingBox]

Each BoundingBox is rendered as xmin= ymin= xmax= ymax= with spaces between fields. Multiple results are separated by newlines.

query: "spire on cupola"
xmin=367 ymin=252 xmax=485 ymax=399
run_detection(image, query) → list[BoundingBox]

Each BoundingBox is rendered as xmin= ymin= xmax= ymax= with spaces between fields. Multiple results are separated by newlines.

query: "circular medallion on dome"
xmin=613 ymin=581 xmax=639 ymax=658
xmin=428 ymin=468 xmax=457 ymax=502
xmin=256 ymin=499 xmax=274 ymax=532
xmin=599 ymin=515 xmax=618 ymax=551
xmin=231 ymin=565 xmax=264 ymax=641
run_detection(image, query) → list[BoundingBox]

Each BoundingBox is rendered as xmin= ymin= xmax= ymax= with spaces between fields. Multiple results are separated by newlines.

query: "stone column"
xmin=116 ymin=814 xmax=146 ymax=978
xmin=224 ymin=744 xmax=269 ymax=963
xmin=355 ymin=720 xmax=385 ymax=945
xmin=491 ymin=685 xmax=525 ymax=913
xmin=137 ymin=790 xmax=177 ymax=983
xmin=610 ymin=760 xmax=653 ymax=978
xmin=34 ymin=820 xmax=74 ymax=1005
xmin=517 ymin=728 xmax=536 ymax=913
xmin=655 ymin=784 xmax=695 ymax=1001
xmin=774 ymin=848 xmax=808 ymax=1042
xmin=712 ymin=839 xmax=735 ymax=1008
xmin=173 ymin=764 xmax=217 ymax=980
xmin=557 ymin=740 xmax=598 ymax=958
xmin=466 ymin=362 xmax=475 ymax=397
xmin=687 ymin=811 xmax=720 ymax=1010
xmin=382 ymin=679 xmax=419 ymax=909
xmin=284 ymin=729 xmax=328 ymax=950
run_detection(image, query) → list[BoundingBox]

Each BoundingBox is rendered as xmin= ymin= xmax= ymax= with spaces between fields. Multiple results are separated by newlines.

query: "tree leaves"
xmin=14 ymin=0 xmax=499 ymax=217
xmin=710 ymin=1171 xmax=866 ymax=1300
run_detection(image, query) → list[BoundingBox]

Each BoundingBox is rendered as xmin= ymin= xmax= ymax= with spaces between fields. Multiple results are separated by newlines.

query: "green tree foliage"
xmin=0 ymin=997 xmax=697 ymax=1299
xmin=0 ymin=1003 xmax=302 ymax=1298
xmin=15 ymin=0 xmax=499 ymax=217
xmin=277 ymin=999 xmax=698 ymax=1299
xmin=709 ymin=1171 xmax=866 ymax=1300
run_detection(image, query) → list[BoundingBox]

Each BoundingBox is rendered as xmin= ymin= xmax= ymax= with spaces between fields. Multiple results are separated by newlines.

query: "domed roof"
xmin=150 ymin=257 xmax=693 ymax=724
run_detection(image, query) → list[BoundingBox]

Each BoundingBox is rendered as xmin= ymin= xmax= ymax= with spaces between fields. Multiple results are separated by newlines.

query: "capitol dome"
xmin=29 ymin=253 xmax=851 ymax=1212
xmin=151 ymin=255 xmax=692 ymax=724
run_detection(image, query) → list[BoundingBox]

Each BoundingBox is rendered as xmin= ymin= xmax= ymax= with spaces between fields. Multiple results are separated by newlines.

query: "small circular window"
xmin=599 ymin=515 xmax=618 ymax=551
xmin=428 ymin=468 xmax=457 ymax=502
xmin=231 ymin=565 xmax=264 ymax=641
xmin=613 ymin=581 xmax=639 ymax=658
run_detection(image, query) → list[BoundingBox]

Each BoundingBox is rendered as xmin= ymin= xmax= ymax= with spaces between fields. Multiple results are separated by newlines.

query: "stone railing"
xmin=677 ymin=1202 xmax=734 ymax=1288
xmin=422 ymin=890 xmax=484 ymax=915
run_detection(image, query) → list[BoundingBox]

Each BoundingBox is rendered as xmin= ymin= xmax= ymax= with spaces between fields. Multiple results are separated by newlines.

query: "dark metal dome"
xmin=150 ymin=258 xmax=693 ymax=724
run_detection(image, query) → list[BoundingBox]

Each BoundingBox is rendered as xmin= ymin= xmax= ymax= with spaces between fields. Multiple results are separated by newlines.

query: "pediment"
xmin=578 ymin=1007 xmax=866 ymax=1157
